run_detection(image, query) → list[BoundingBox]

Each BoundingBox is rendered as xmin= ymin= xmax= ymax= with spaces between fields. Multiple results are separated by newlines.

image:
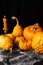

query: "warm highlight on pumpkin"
xmin=0 ymin=35 xmax=13 ymax=51
xmin=32 ymin=32 xmax=43 ymax=53
xmin=23 ymin=23 xmax=42 ymax=40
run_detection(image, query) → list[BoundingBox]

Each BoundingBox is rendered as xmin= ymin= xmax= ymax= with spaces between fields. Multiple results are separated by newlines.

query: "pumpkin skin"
xmin=32 ymin=32 xmax=43 ymax=53
xmin=0 ymin=35 xmax=13 ymax=51
xmin=23 ymin=23 xmax=42 ymax=40
xmin=19 ymin=40 xmax=32 ymax=50
xmin=12 ymin=16 xmax=23 ymax=37
xmin=6 ymin=33 xmax=15 ymax=41
xmin=15 ymin=36 xmax=24 ymax=43
xmin=12 ymin=25 xmax=23 ymax=37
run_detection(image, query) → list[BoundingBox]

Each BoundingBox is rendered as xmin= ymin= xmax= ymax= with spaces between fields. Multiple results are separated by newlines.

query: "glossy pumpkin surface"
xmin=23 ymin=23 xmax=42 ymax=40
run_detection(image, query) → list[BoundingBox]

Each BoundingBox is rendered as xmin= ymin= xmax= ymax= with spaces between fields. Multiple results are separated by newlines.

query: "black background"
xmin=0 ymin=0 xmax=43 ymax=34
xmin=0 ymin=0 xmax=43 ymax=64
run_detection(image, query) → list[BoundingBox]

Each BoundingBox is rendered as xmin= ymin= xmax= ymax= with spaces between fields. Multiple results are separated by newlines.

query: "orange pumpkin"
xmin=15 ymin=36 xmax=24 ymax=43
xmin=12 ymin=16 xmax=23 ymax=37
xmin=0 ymin=35 xmax=13 ymax=53
xmin=19 ymin=39 xmax=32 ymax=50
xmin=6 ymin=33 xmax=15 ymax=41
xmin=23 ymin=23 xmax=42 ymax=40
xmin=32 ymin=32 xmax=43 ymax=53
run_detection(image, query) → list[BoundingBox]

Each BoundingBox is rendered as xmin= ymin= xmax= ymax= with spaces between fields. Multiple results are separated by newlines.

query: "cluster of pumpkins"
xmin=0 ymin=17 xmax=43 ymax=54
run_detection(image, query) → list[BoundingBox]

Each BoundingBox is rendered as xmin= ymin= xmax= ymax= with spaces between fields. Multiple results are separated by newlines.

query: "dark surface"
xmin=0 ymin=49 xmax=43 ymax=65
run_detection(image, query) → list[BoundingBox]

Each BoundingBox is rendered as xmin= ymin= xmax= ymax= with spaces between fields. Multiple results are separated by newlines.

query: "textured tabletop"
xmin=0 ymin=49 xmax=43 ymax=65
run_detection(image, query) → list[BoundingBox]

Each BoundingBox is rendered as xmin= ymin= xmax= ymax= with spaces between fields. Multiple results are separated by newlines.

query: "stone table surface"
xmin=0 ymin=49 xmax=43 ymax=65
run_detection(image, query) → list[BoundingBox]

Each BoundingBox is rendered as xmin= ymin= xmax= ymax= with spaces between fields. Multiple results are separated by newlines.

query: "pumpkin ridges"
xmin=19 ymin=39 xmax=32 ymax=50
xmin=27 ymin=40 xmax=32 ymax=49
xmin=32 ymin=32 xmax=43 ymax=53
xmin=15 ymin=36 xmax=25 ymax=43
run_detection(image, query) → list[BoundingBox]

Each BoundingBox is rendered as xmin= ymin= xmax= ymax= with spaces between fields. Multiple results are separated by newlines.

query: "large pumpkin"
xmin=12 ymin=16 xmax=23 ymax=37
xmin=32 ymin=32 xmax=43 ymax=54
xmin=0 ymin=35 xmax=13 ymax=52
xmin=23 ymin=23 xmax=42 ymax=40
xmin=19 ymin=39 xmax=32 ymax=50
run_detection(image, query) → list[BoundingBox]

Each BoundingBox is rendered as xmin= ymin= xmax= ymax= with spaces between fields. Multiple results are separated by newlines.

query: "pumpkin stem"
xmin=11 ymin=16 xmax=19 ymax=25
xmin=31 ymin=26 xmax=36 ymax=31
xmin=10 ymin=48 xmax=12 ymax=53
xmin=34 ymin=23 xmax=39 ymax=26
xmin=31 ymin=23 xmax=39 ymax=31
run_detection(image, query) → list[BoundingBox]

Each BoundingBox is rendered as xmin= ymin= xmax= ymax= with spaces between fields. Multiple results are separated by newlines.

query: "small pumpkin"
xmin=32 ymin=32 xmax=43 ymax=53
xmin=15 ymin=36 xmax=24 ymax=43
xmin=23 ymin=23 xmax=42 ymax=40
xmin=19 ymin=39 xmax=32 ymax=50
xmin=0 ymin=35 xmax=13 ymax=53
xmin=6 ymin=33 xmax=15 ymax=41
xmin=12 ymin=16 xmax=23 ymax=37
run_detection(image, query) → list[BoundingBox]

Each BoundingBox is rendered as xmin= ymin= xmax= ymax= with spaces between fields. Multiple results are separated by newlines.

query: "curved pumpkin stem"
xmin=31 ymin=23 xmax=39 ymax=31
xmin=11 ymin=16 xmax=19 ymax=26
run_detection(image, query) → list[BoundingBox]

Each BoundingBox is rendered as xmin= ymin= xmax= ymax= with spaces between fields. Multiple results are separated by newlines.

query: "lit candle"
xmin=3 ymin=16 xmax=8 ymax=33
